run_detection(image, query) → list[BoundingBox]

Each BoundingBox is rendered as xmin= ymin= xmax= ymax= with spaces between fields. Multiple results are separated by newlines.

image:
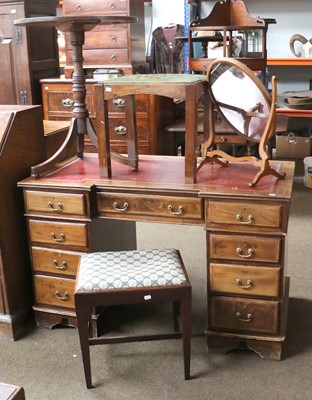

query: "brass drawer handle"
xmin=48 ymin=202 xmax=62 ymax=212
xmin=61 ymin=98 xmax=74 ymax=108
xmin=167 ymin=204 xmax=184 ymax=215
xmin=111 ymin=36 xmax=117 ymax=43
xmin=114 ymin=126 xmax=127 ymax=135
xmin=113 ymin=201 xmax=129 ymax=212
xmin=112 ymin=98 xmax=125 ymax=108
xmin=53 ymin=260 xmax=67 ymax=270
xmin=236 ymin=278 xmax=253 ymax=289
xmin=109 ymin=2 xmax=116 ymax=9
xmin=76 ymin=5 xmax=82 ymax=11
xmin=55 ymin=291 xmax=69 ymax=301
xmin=236 ymin=247 xmax=253 ymax=258
xmin=50 ymin=232 xmax=65 ymax=242
xmin=111 ymin=54 xmax=117 ymax=62
xmin=236 ymin=312 xmax=252 ymax=322
xmin=236 ymin=214 xmax=254 ymax=224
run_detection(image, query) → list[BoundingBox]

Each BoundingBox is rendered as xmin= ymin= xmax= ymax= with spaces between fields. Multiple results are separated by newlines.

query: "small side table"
xmin=95 ymin=74 xmax=208 ymax=184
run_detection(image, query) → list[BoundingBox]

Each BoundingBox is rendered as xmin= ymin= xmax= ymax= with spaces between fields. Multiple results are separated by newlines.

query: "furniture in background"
xmin=75 ymin=249 xmax=192 ymax=388
xmin=199 ymin=58 xmax=285 ymax=187
xmin=40 ymin=78 xmax=175 ymax=155
xmin=0 ymin=0 xmax=59 ymax=105
xmin=94 ymin=74 xmax=207 ymax=183
xmin=0 ymin=105 xmax=46 ymax=340
xmin=62 ymin=0 xmax=146 ymax=78
xmin=187 ymin=0 xmax=275 ymax=80
xmin=18 ymin=154 xmax=294 ymax=360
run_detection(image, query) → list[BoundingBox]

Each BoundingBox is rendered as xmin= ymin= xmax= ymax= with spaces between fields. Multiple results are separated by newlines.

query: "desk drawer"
xmin=97 ymin=193 xmax=204 ymax=222
xmin=206 ymin=200 xmax=283 ymax=232
xmin=34 ymin=275 xmax=75 ymax=309
xmin=210 ymin=296 xmax=279 ymax=335
xmin=209 ymin=234 xmax=281 ymax=264
xmin=31 ymin=247 xmax=84 ymax=277
xmin=25 ymin=190 xmax=88 ymax=218
xmin=209 ymin=263 xmax=280 ymax=297
xmin=28 ymin=220 xmax=89 ymax=249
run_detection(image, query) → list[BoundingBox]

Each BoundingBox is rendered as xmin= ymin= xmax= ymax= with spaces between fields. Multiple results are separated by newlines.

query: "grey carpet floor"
xmin=0 ymin=162 xmax=311 ymax=400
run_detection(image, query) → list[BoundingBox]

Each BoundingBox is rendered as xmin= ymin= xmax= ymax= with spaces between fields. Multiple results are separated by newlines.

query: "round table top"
xmin=14 ymin=15 xmax=137 ymax=32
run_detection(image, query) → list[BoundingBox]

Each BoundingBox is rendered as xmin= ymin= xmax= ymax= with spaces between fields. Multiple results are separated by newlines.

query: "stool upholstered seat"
xmin=75 ymin=248 xmax=192 ymax=389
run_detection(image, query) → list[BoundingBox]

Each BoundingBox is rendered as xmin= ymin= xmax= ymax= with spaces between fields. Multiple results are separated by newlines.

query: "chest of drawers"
xmin=41 ymin=79 xmax=175 ymax=155
xmin=62 ymin=0 xmax=146 ymax=78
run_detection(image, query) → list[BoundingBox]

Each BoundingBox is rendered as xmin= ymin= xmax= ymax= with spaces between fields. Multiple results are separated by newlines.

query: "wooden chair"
xmin=74 ymin=248 xmax=192 ymax=388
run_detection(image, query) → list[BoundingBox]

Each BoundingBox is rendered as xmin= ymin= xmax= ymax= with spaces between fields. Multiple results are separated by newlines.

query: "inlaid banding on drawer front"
xmin=34 ymin=275 xmax=75 ymax=309
xmin=210 ymin=234 xmax=281 ymax=263
xmin=31 ymin=247 xmax=84 ymax=276
xmin=209 ymin=263 xmax=280 ymax=297
xmin=28 ymin=220 xmax=88 ymax=248
xmin=206 ymin=201 xmax=283 ymax=230
xmin=25 ymin=190 xmax=87 ymax=217
xmin=210 ymin=296 xmax=279 ymax=335
xmin=97 ymin=193 xmax=204 ymax=221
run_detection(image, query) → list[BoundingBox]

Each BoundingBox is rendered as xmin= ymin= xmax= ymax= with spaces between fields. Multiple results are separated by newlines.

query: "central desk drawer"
xmin=209 ymin=234 xmax=281 ymax=263
xmin=25 ymin=190 xmax=88 ymax=217
xmin=97 ymin=193 xmax=204 ymax=222
xmin=34 ymin=275 xmax=75 ymax=309
xmin=28 ymin=220 xmax=89 ymax=248
xmin=210 ymin=296 xmax=279 ymax=335
xmin=209 ymin=263 xmax=280 ymax=297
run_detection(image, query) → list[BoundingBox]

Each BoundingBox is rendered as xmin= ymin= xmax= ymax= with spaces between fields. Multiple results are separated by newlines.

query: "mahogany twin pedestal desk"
xmin=18 ymin=155 xmax=294 ymax=360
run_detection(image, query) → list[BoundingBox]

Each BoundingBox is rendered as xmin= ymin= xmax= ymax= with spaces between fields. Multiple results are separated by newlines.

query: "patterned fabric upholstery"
xmin=76 ymin=249 xmax=187 ymax=292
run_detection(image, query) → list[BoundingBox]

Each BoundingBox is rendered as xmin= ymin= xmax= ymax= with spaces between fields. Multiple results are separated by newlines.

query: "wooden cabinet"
xmin=0 ymin=105 xmax=46 ymax=339
xmin=62 ymin=0 xmax=146 ymax=77
xmin=205 ymin=197 xmax=290 ymax=360
xmin=41 ymin=78 xmax=176 ymax=155
xmin=0 ymin=0 xmax=59 ymax=105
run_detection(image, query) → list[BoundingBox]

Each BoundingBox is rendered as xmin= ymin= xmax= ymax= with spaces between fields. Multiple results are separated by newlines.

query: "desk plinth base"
xmin=206 ymin=332 xmax=285 ymax=361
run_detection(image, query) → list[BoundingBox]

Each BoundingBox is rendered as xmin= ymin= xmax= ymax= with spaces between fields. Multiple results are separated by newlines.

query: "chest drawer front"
xmin=31 ymin=247 xmax=84 ymax=277
xmin=28 ymin=220 xmax=88 ymax=248
xmin=97 ymin=193 xmax=204 ymax=222
xmin=25 ymin=190 xmax=88 ymax=217
xmin=206 ymin=201 xmax=282 ymax=231
xmin=109 ymin=117 xmax=148 ymax=141
xmin=210 ymin=296 xmax=279 ymax=335
xmin=209 ymin=263 xmax=280 ymax=297
xmin=63 ymin=0 xmax=127 ymax=14
xmin=34 ymin=275 xmax=75 ymax=309
xmin=210 ymin=234 xmax=281 ymax=264
xmin=43 ymin=85 xmax=94 ymax=116
xmin=108 ymin=94 xmax=147 ymax=113
xmin=76 ymin=30 xmax=128 ymax=50
xmin=66 ymin=49 xmax=129 ymax=65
